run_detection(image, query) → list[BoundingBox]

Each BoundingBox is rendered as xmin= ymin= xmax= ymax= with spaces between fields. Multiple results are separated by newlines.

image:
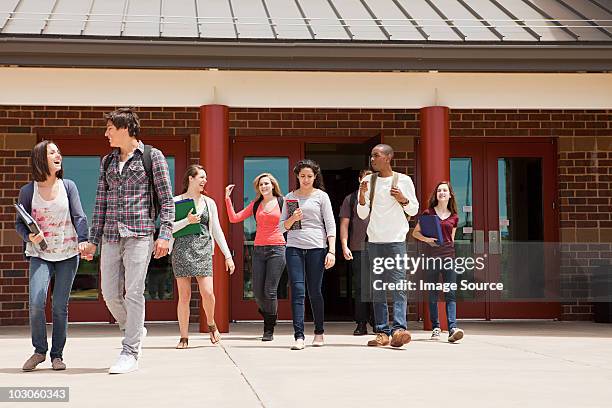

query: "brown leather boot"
xmin=367 ymin=333 xmax=390 ymax=347
xmin=390 ymin=329 xmax=412 ymax=348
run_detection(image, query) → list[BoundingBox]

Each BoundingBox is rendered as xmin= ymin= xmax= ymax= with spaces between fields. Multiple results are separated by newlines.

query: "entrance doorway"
xmin=306 ymin=142 xmax=373 ymax=321
xmin=448 ymin=138 xmax=560 ymax=320
xmin=229 ymin=137 xmax=378 ymax=322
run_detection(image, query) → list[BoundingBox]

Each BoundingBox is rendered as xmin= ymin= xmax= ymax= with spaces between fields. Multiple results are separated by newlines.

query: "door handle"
xmin=489 ymin=230 xmax=502 ymax=255
xmin=474 ymin=230 xmax=485 ymax=254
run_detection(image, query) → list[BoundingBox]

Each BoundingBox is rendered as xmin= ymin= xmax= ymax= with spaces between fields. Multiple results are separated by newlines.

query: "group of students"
xmin=16 ymin=108 xmax=463 ymax=375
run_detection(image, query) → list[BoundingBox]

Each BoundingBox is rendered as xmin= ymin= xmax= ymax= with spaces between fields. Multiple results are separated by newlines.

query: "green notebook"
xmin=173 ymin=198 xmax=201 ymax=238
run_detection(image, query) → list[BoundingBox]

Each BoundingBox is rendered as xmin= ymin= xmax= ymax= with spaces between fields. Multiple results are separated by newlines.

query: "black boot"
xmin=353 ymin=322 xmax=368 ymax=336
xmin=262 ymin=313 xmax=276 ymax=342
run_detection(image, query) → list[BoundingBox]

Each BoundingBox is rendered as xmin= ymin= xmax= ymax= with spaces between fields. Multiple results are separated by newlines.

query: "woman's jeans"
xmin=427 ymin=259 xmax=458 ymax=331
xmin=252 ymin=245 xmax=286 ymax=315
xmin=285 ymin=247 xmax=326 ymax=340
xmin=29 ymin=255 xmax=79 ymax=360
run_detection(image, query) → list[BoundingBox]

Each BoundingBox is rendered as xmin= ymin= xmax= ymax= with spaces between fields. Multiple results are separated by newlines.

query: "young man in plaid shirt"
xmin=84 ymin=108 xmax=174 ymax=374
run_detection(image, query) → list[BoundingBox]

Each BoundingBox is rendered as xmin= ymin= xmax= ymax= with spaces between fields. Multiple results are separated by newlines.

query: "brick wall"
xmin=0 ymin=134 xmax=35 ymax=325
xmin=0 ymin=106 xmax=199 ymax=326
xmin=0 ymin=106 xmax=610 ymax=325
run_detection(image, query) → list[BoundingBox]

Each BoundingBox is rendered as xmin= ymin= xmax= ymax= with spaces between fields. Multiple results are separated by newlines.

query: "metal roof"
xmin=0 ymin=0 xmax=611 ymax=72
xmin=1 ymin=0 xmax=611 ymax=41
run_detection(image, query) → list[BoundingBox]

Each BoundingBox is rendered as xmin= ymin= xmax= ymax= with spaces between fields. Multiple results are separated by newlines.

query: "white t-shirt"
xmin=25 ymin=181 xmax=79 ymax=261
xmin=357 ymin=173 xmax=419 ymax=243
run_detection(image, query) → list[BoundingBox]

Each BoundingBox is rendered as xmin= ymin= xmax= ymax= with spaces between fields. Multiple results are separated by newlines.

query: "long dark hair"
xmin=293 ymin=159 xmax=324 ymax=190
xmin=31 ymin=140 xmax=63 ymax=182
xmin=182 ymin=164 xmax=206 ymax=194
xmin=427 ymin=181 xmax=458 ymax=215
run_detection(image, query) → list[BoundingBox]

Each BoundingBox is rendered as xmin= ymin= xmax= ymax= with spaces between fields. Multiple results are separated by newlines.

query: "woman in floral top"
xmin=16 ymin=141 xmax=89 ymax=371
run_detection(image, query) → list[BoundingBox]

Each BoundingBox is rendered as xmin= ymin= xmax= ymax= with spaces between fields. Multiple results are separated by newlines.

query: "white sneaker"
xmin=138 ymin=326 xmax=147 ymax=357
xmin=108 ymin=354 xmax=138 ymax=374
xmin=291 ymin=338 xmax=305 ymax=350
xmin=448 ymin=328 xmax=464 ymax=343
xmin=431 ymin=327 xmax=441 ymax=340
xmin=312 ymin=334 xmax=324 ymax=347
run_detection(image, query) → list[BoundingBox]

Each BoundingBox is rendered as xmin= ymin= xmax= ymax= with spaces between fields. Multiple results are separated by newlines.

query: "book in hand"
xmin=14 ymin=203 xmax=48 ymax=250
xmin=173 ymin=198 xmax=201 ymax=238
xmin=286 ymin=199 xmax=302 ymax=230
xmin=418 ymin=214 xmax=444 ymax=245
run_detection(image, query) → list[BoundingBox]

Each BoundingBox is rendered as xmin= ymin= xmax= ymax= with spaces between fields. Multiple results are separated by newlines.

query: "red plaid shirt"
xmin=89 ymin=142 xmax=174 ymax=245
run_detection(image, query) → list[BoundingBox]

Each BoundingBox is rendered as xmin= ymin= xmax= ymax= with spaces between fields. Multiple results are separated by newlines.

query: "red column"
xmin=420 ymin=106 xmax=450 ymax=332
xmin=199 ymin=105 xmax=230 ymax=333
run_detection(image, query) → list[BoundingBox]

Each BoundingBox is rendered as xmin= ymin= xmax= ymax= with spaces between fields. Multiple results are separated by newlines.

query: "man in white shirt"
xmin=357 ymin=144 xmax=419 ymax=348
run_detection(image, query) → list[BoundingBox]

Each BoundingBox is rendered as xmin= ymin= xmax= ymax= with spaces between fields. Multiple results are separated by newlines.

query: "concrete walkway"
xmin=1 ymin=321 xmax=611 ymax=408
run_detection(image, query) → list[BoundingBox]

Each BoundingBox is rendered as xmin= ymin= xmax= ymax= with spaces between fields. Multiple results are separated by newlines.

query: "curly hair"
xmin=293 ymin=159 xmax=325 ymax=190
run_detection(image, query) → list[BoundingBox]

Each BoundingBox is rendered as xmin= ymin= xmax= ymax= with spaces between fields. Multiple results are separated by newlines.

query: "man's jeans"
xmin=427 ymin=263 xmax=458 ymax=331
xmin=101 ymin=236 xmax=154 ymax=358
xmin=29 ymin=255 xmax=79 ymax=360
xmin=368 ymin=242 xmax=408 ymax=337
xmin=252 ymin=245 xmax=286 ymax=316
xmin=285 ymin=247 xmax=326 ymax=340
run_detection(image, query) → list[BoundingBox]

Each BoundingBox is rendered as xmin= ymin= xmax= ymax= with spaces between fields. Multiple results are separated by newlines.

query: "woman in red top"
xmin=413 ymin=181 xmax=465 ymax=343
xmin=225 ymin=173 xmax=286 ymax=341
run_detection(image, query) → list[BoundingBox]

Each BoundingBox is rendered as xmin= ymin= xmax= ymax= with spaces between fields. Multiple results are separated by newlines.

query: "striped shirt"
xmin=89 ymin=141 xmax=174 ymax=245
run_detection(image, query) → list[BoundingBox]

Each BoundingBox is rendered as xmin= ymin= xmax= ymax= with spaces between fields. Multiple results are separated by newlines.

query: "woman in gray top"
xmin=281 ymin=159 xmax=336 ymax=350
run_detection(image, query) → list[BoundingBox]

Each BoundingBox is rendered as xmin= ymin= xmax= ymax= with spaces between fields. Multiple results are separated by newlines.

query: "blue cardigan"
xmin=15 ymin=179 xmax=89 ymax=250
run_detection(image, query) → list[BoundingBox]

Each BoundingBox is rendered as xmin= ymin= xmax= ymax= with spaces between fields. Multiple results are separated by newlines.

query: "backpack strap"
xmin=392 ymin=171 xmax=411 ymax=222
xmin=368 ymin=173 xmax=378 ymax=217
xmin=142 ymin=145 xmax=160 ymax=220
xmin=252 ymin=196 xmax=284 ymax=225
xmin=252 ymin=196 xmax=264 ymax=222
xmin=102 ymin=153 xmax=113 ymax=190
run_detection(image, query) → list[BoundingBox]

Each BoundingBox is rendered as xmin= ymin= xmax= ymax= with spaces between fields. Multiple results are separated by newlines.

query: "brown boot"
xmin=51 ymin=358 xmax=66 ymax=371
xmin=22 ymin=353 xmax=45 ymax=371
xmin=390 ymin=329 xmax=412 ymax=348
xmin=367 ymin=333 xmax=390 ymax=347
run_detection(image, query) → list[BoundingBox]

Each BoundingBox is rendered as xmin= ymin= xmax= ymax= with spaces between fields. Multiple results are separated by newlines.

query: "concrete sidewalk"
xmin=1 ymin=321 xmax=611 ymax=408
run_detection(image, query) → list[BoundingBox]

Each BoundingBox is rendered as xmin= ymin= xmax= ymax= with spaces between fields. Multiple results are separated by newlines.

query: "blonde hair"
xmin=252 ymin=173 xmax=283 ymax=202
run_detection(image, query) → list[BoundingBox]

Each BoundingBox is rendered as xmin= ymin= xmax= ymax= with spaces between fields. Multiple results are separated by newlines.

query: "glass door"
xmin=486 ymin=142 xmax=560 ymax=319
xmin=451 ymin=139 xmax=560 ymax=320
xmin=450 ymin=141 xmax=487 ymax=318
xmin=230 ymin=141 xmax=302 ymax=320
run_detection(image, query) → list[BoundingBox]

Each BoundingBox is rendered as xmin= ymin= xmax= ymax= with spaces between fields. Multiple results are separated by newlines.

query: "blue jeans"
xmin=285 ymin=247 xmax=326 ymax=340
xmin=427 ymin=261 xmax=457 ymax=331
xmin=368 ymin=242 xmax=408 ymax=337
xmin=28 ymin=256 xmax=79 ymax=360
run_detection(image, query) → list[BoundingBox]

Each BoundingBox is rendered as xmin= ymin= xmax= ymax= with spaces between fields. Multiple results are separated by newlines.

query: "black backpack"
xmin=252 ymin=196 xmax=284 ymax=223
xmin=103 ymin=144 xmax=160 ymax=220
